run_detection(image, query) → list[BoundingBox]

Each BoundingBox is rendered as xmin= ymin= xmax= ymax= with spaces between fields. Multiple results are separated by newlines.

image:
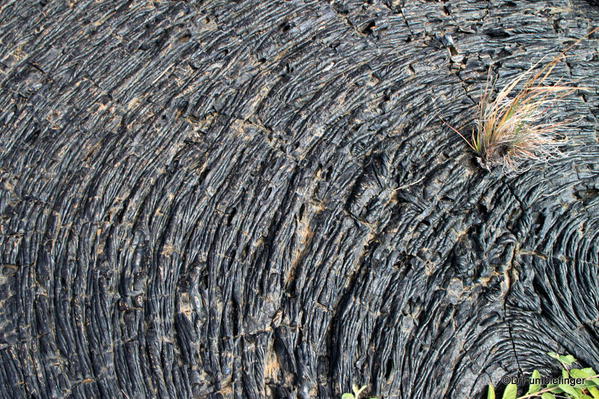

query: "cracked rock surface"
xmin=0 ymin=0 xmax=598 ymax=398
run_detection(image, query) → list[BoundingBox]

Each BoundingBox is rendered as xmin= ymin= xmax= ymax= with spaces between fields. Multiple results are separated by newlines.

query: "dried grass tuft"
xmin=447 ymin=28 xmax=598 ymax=173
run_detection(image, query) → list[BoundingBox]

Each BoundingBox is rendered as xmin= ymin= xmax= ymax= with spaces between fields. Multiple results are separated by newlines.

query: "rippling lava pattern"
xmin=0 ymin=0 xmax=598 ymax=398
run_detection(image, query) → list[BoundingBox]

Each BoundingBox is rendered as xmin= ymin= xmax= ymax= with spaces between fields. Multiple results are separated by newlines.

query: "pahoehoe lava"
xmin=0 ymin=1 xmax=598 ymax=398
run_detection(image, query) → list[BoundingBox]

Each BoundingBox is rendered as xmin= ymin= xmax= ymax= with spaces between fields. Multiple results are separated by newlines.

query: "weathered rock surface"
xmin=0 ymin=0 xmax=598 ymax=398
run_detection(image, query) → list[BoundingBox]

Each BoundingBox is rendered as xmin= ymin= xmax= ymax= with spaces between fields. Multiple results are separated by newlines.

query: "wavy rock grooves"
xmin=0 ymin=0 xmax=598 ymax=398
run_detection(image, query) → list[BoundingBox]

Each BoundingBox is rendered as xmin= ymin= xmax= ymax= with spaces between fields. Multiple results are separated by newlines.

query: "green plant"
xmin=341 ymin=384 xmax=378 ymax=399
xmin=447 ymin=27 xmax=598 ymax=173
xmin=487 ymin=352 xmax=599 ymax=399
xmin=449 ymin=57 xmax=582 ymax=172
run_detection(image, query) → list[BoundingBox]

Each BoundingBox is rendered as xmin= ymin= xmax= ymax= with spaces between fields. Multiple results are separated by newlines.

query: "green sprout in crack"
xmin=341 ymin=384 xmax=379 ymax=399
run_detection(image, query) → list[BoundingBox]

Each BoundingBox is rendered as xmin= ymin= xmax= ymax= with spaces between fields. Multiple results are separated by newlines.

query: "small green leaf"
xmin=487 ymin=384 xmax=496 ymax=399
xmin=548 ymin=352 xmax=560 ymax=360
xmin=560 ymin=355 xmax=578 ymax=365
xmin=589 ymin=386 xmax=599 ymax=399
xmin=572 ymin=369 xmax=596 ymax=379
xmin=502 ymin=383 xmax=518 ymax=399
xmin=527 ymin=370 xmax=542 ymax=394
xmin=584 ymin=380 xmax=597 ymax=388
xmin=342 ymin=394 xmax=355 ymax=399
xmin=558 ymin=384 xmax=581 ymax=398
xmin=564 ymin=369 xmax=571 ymax=379
xmin=541 ymin=393 xmax=556 ymax=399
